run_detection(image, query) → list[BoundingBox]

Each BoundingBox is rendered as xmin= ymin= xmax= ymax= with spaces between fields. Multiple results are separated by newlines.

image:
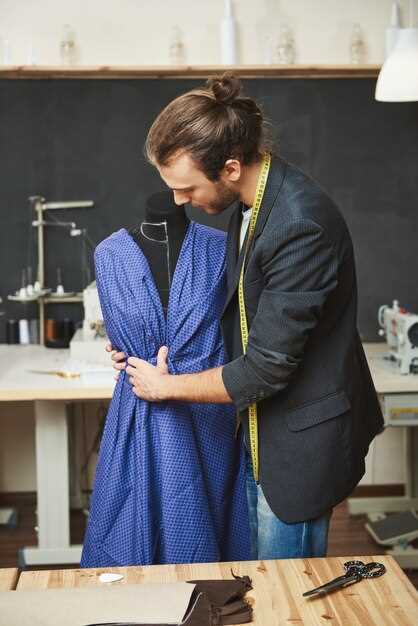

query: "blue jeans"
xmin=246 ymin=452 xmax=331 ymax=560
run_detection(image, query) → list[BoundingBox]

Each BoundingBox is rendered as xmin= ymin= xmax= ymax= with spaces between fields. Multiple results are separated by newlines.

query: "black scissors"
xmin=303 ymin=560 xmax=386 ymax=598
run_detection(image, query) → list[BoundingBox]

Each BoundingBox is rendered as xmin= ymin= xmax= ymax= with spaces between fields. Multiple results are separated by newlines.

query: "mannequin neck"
xmin=141 ymin=203 xmax=189 ymax=242
xmin=144 ymin=203 xmax=188 ymax=228
xmin=129 ymin=198 xmax=189 ymax=313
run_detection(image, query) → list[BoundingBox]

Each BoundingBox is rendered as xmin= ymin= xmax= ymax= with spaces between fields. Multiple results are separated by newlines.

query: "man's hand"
xmin=106 ymin=342 xmax=127 ymax=381
xmin=106 ymin=342 xmax=231 ymax=404
xmin=126 ymin=346 xmax=170 ymax=402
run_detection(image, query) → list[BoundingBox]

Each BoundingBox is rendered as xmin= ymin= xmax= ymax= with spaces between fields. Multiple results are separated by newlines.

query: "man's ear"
xmin=221 ymin=158 xmax=241 ymax=183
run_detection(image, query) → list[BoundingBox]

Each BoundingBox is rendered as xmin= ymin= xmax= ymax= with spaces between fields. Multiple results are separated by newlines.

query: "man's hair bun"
xmin=207 ymin=73 xmax=242 ymax=105
xmin=146 ymin=71 xmax=272 ymax=181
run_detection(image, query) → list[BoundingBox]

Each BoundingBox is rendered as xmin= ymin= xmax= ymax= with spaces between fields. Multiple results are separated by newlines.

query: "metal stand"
xmin=0 ymin=300 xmax=14 ymax=526
xmin=30 ymin=196 xmax=93 ymax=344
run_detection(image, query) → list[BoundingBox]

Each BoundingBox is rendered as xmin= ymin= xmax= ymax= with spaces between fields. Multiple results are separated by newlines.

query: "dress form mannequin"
xmin=130 ymin=192 xmax=189 ymax=312
xmin=82 ymin=197 xmax=250 ymax=567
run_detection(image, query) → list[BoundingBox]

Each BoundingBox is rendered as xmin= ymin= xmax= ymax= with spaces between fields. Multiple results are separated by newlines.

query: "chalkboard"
xmin=0 ymin=77 xmax=417 ymax=342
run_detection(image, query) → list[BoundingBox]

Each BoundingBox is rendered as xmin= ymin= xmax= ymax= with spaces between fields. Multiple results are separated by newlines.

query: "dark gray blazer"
xmin=221 ymin=156 xmax=384 ymax=523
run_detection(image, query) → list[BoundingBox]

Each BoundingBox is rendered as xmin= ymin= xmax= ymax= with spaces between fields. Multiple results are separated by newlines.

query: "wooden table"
xmin=15 ymin=556 xmax=418 ymax=625
xmin=0 ymin=568 xmax=18 ymax=591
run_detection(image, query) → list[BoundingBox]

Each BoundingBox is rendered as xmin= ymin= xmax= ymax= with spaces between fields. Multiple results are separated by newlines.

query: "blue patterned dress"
xmin=80 ymin=223 xmax=250 ymax=566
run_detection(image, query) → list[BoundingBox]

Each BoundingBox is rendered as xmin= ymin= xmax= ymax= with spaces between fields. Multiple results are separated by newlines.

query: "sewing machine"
xmin=378 ymin=300 xmax=418 ymax=374
xmin=81 ymin=281 xmax=105 ymax=341
xmin=70 ymin=281 xmax=109 ymax=366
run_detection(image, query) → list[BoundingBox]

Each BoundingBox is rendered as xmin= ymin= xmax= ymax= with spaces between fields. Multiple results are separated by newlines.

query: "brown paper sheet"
xmin=0 ymin=582 xmax=195 ymax=626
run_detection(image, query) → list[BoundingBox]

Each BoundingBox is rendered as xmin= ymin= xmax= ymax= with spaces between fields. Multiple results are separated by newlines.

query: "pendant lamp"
xmin=375 ymin=1 xmax=418 ymax=101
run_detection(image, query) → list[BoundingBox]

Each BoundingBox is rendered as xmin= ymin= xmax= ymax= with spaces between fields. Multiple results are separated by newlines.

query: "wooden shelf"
xmin=43 ymin=294 xmax=83 ymax=304
xmin=7 ymin=293 xmax=83 ymax=304
xmin=0 ymin=64 xmax=381 ymax=79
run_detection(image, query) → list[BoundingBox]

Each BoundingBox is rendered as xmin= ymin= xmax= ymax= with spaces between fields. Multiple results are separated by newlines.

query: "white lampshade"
xmin=375 ymin=28 xmax=418 ymax=101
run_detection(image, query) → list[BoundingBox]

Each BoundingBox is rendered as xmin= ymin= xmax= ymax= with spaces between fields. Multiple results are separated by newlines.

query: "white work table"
xmin=0 ymin=345 xmax=114 ymax=402
xmin=0 ymin=345 xmax=114 ymax=566
xmin=364 ymin=343 xmax=418 ymax=396
xmin=350 ymin=343 xmax=418 ymax=569
xmin=1 ymin=342 xmax=417 ymax=567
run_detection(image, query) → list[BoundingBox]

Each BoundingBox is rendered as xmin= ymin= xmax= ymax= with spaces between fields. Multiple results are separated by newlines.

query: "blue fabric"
xmin=81 ymin=223 xmax=250 ymax=567
xmin=245 ymin=451 xmax=331 ymax=559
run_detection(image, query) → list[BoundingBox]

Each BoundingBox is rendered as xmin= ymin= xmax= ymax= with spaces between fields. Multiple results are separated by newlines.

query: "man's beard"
xmin=206 ymin=181 xmax=240 ymax=213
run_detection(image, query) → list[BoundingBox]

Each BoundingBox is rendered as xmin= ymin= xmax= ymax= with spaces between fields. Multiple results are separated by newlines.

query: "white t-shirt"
xmin=239 ymin=205 xmax=253 ymax=251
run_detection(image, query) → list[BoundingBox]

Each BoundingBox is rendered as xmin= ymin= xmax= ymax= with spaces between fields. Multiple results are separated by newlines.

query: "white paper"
xmin=99 ymin=572 xmax=125 ymax=583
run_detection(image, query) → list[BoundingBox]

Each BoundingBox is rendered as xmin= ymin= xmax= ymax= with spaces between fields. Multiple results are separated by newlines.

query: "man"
xmin=109 ymin=73 xmax=384 ymax=560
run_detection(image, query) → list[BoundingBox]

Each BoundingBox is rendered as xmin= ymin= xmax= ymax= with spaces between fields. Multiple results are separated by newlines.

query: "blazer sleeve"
xmin=222 ymin=219 xmax=338 ymax=412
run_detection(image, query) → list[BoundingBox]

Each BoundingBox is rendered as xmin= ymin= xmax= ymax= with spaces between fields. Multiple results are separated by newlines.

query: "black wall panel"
xmin=0 ymin=78 xmax=417 ymax=341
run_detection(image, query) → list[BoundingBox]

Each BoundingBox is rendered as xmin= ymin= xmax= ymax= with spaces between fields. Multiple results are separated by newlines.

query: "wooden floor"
xmin=0 ymin=492 xmax=417 ymax=589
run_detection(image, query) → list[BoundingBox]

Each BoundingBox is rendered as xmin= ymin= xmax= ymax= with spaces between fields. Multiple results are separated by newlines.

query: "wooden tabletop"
xmin=0 ymin=568 xmax=19 ymax=591
xmin=15 ymin=556 xmax=418 ymax=625
xmin=363 ymin=343 xmax=418 ymax=395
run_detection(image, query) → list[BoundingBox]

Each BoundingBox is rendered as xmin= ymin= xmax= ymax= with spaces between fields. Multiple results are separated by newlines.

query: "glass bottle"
xmin=262 ymin=34 xmax=275 ymax=65
xmin=60 ymin=24 xmax=76 ymax=65
xmin=275 ymin=24 xmax=296 ymax=65
xmin=26 ymin=40 xmax=36 ymax=65
xmin=169 ymin=26 xmax=186 ymax=65
xmin=350 ymin=23 xmax=366 ymax=64
xmin=0 ymin=37 xmax=11 ymax=64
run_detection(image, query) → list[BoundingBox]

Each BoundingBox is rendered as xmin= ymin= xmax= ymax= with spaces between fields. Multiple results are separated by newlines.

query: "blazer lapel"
xmin=221 ymin=156 xmax=288 ymax=316
xmin=224 ymin=204 xmax=241 ymax=288
xmin=252 ymin=156 xmax=287 ymax=244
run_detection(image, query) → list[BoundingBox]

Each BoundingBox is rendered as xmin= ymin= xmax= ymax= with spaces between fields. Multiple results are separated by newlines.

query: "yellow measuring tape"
xmin=238 ymin=152 xmax=271 ymax=482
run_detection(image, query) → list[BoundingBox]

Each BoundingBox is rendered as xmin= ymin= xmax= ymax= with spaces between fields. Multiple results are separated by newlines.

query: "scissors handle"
xmin=344 ymin=560 xmax=386 ymax=579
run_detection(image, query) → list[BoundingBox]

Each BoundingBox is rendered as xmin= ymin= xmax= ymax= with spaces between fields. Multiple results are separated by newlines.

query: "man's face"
xmin=157 ymin=152 xmax=240 ymax=215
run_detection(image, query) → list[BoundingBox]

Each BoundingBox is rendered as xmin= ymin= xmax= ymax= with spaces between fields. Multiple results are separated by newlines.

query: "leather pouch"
xmin=117 ymin=573 xmax=253 ymax=626
xmin=188 ymin=573 xmax=253 ymax=625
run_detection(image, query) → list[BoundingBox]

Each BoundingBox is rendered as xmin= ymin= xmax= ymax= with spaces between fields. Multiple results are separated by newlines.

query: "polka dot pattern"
xmin=80 ymin=223 xmax=250 ymax=566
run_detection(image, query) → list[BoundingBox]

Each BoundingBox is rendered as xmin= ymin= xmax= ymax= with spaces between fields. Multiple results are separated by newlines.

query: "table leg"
xmin=348 ymin=426 xmax=418 ymax=515
xmin=20 ymin=400 xmax=82 ymax=566
xmin=68 ymin=403 xmax=84 ymax=510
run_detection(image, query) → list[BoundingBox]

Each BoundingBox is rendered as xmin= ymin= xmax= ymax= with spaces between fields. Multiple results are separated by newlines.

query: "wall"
xmin=0 ymin=0 xmax=414 ymax=66
xmin=2 ymin=77 xmax=417 ymax=341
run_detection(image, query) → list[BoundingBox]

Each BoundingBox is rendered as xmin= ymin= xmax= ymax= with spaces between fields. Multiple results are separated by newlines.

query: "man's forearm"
xmin=165 ymin=366 xmax=232 ymax=403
